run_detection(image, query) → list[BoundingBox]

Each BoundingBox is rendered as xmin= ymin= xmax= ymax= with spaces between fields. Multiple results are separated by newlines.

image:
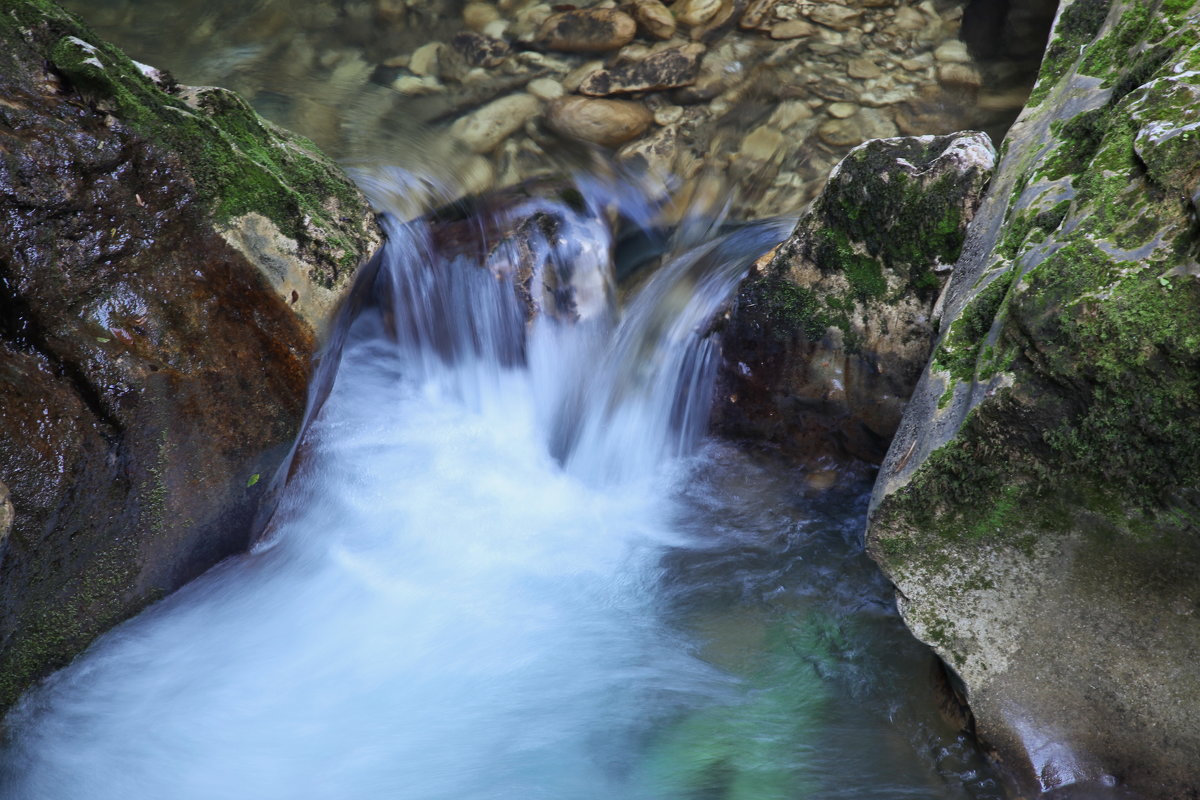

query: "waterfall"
xmin=0 ymin=175 xmax=1005 ymax=800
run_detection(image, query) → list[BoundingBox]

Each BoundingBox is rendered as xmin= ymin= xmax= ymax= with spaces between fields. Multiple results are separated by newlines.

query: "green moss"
xmin=1079 ymin=3 xmax=1154 ymax=78
xmin=1027 ymin=0 xmax=1113 ymax=106
xmin=1161 ymin=0 xmax=1198 ymax=24
xmin=7 ymin=4 xmax=373 ymax=286
xmin=813 ymin=229 xmax=886 ymax=300
xmin=933 ymin=271 xmax=1015 ymax=383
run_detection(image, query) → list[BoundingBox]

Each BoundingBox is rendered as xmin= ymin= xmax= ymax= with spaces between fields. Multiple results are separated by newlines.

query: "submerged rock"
xmin=0 ymin=0 xmax=380 ymax=712
xmin=535 ymin=8 xmax=637 ymax=53
xmin=545 ymin=95 xmax=653 ymax=147
xmin=714 ymin=131 xmax=995 ymax=463
xmin=578 ymin=42 xmax=706 ymax=96
xmin=867 ymin=1 xmax=1200 ymax=796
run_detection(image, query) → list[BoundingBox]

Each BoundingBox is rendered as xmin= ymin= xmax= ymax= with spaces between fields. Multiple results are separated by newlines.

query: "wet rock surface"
xmin=867 ymin=1 xmax=1200 ymax=796
xmin=0 ymin=0 xmax=379 ymax=712
xmin=713 ymin=131 xmax=994 ymax=463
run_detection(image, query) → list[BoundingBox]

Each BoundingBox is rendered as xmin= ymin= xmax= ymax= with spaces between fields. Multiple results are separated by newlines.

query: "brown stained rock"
xmin=0 ymin=1 xmax=378 ymax=712
xmin=451 ymin=31 xmax=511 ymax=68
xmin=546 ymin=95 xmax=653 ymax=147
xmin=631 ymin=0 xmax=677 ymax=39
xmin=536 ymin=8 xmax=637 ymax=53
xmin=578 ymin=42 xmax=705 ymax=96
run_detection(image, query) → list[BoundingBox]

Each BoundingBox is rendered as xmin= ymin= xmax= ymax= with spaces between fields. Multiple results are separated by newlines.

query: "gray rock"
xmin=867 ymin=4 xmax=1200 ymax=796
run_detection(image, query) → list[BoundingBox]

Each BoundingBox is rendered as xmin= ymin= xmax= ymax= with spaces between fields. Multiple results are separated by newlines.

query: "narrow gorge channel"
xmin=2 ymin=185 xmax=1003 ymax=798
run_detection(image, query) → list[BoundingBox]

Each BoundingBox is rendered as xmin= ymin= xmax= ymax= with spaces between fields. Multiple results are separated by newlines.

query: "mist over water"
xmin=0 ymin=178 xmax=1004 ymax=800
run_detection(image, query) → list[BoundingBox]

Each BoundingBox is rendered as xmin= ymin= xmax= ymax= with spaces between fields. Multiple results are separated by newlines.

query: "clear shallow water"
xmin=0 ymin=187 xmax=1006 ymax=799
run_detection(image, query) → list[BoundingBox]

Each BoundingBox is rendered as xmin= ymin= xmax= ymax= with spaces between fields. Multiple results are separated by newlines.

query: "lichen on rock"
xmin=867 ymin=1 xmax=1200 ymax=795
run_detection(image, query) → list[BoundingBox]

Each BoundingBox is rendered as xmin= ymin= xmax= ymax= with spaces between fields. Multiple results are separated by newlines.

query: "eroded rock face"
xmin=713 ymin=131 xmax=994 ymax=463
xmin=867 ymin=1 xmax=1200 ymax=796
xmin=0 ymin=0 xmax=379 ymax=712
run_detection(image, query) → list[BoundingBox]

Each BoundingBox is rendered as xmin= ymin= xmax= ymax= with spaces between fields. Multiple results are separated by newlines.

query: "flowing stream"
xmin=0 ymin=177 xmax=1006 ymax=798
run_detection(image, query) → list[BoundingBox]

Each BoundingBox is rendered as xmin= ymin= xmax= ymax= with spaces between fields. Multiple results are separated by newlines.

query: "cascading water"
xmin=0 ymin=175 xmax=1005 ymax=800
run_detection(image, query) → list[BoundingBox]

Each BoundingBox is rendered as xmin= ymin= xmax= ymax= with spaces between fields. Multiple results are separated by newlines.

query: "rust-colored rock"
xmin=578 ymin=42 xmax=705 ymax=96
xmin=536 ymin=8 xmax=637 ymax=53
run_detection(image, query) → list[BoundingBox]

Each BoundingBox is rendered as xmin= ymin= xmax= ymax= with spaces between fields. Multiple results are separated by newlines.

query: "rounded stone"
xmin=527 ymin=77 xmax=565 ymax=100
xmin=536 ymin=8 xmax=637 ymax=52
xmin=633 ymin=0 xmax=677 ymax=39
xmin=934 ymin=39 xmax=971 ymax=63
xmin=828 ymin=102 xmax=858 ymax=119
xmin=546 ymin=96 xmax=653 ymax=147
xmin=463 ymin=1 xmax=502 ymax=31
xmin=675 ymin=0 xmax=722 ymax=27
xmin=450 ymin=93 xmax=543 ymax=153
xmin=769 ymin=19 xmax=816 ymax=39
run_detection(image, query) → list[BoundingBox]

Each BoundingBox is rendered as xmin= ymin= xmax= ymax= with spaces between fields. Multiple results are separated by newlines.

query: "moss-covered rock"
xmin=867 ymin=1 xmax=1200 ymax=795
xmin=713 ymin=132 xmax=995 ymax=463
xmin=0 ymin=0 xmax=380 ymax=713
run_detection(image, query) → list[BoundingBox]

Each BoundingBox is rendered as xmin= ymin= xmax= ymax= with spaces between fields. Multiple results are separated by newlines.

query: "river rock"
xmin=578 ymin=42 xmax=705 ymax=96
xmin=804 ymin=3 xmax=860 ymax=31
xmin=449 ymin=92 xmax=542 ymax=153
xmin=867 ymin=3 xmax=1200 ymax=797
xmin=675 ymin=0 xmax=722 ymax=27
xmin=714 ymin=132 xmax=995 ymax=463
xmin=409 ymin=42 xmax=443 ymax=77
xmin=632 ymin=0 xmax=677 ymax=39
xmin=769 ymin=19 xmax=815 ymax=39
xmin=450 ymin=31 xmax=511 ymax=68
xmin=817 ymin=107 xmax=898 ymax=146
xmin=545 ymin=95 xmax=653 ymax=147
xmin=535 ymin=8 xmax=637 ymax=53
xmin=0 ymin=0 xmax=380 ymax=712
xmin=937 ymin=63 xmax=982 ymax=89
xmin=847 ymin=56 xmax=881 ymax=79
xmin=933 ymin=38 xmax=971 ymax=63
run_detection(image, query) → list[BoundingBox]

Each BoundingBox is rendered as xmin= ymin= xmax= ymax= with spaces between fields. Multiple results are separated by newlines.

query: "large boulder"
xmin=867 ymin=0 xmax=1200 ymax=795
xmin=714 ymin=132 xmax=995 ymax=463
xmin=0 ymin=0 xmax=380 ymax=712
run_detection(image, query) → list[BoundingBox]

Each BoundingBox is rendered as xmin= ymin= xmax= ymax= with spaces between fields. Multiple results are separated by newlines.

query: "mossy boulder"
xmin=0 ymin=0 xmax=380 ymax=713
xmin=713 ymin=132 xmax=995 ymax=463
xmin=867 ymin=1 xmax=1200 ymax=796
